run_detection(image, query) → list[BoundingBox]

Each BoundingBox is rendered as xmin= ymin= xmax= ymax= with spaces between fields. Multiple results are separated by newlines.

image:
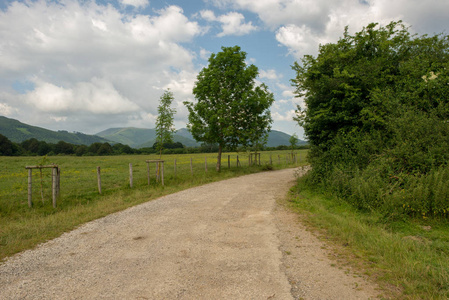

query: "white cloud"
xmin=199 ymin=10 xmax=257 ymax=36
xmin=119 ymin=0 xmax=149 ymax=9
xmin=26 ymin=78 xmax=140 ymax=114
xmin=276 ymin=24 xmax=325 ymax=59
xmin=0 ymin=103 xmax=13 ymax=116
xmin=272 ymin=110 xmax=297 ymax=121
xmin=212 ymin=0 xmax=449 ymax=58
xmin=0 ymin=1 xmax=205 ymax=132
xmin=200 ymin=48 xmax=212 ymax=60
xmin=259 ymin=69 xmax=281 ymax=80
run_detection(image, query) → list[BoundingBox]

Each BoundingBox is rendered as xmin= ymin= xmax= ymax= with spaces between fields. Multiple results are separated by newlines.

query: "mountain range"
xmin=0 ymin=116 xmax=306 ymax=148
xmin=0 ymin=116 xmax=109 ymax=145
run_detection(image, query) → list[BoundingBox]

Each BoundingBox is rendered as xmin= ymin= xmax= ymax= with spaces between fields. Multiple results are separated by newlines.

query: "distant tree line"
xmin=0 ymin=134 xmax=306 ymax=157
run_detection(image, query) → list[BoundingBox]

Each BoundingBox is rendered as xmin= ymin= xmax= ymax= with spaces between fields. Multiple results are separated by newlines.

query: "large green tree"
xmin=155 ymin=89 xmax=176 ymax=157
xmin=185 ymin=46 xmax=274 ymax=171
xmin=292 ymin=21 xmax=449 ymax=217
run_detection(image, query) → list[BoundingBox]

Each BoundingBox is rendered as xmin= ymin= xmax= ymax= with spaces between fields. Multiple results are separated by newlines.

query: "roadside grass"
xmin=0 ymin=150 xmax=307 ymax=262
xmin=289 ymin=178 xmax=449 ymax=299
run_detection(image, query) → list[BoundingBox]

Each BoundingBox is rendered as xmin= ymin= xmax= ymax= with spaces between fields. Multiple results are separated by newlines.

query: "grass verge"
xmin=288 ymin=177 xmax=449 ymax=299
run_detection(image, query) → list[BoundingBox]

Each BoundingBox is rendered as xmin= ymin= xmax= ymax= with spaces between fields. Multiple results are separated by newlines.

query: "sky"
xmin=1 ymin=0 xmax=448 ymax=140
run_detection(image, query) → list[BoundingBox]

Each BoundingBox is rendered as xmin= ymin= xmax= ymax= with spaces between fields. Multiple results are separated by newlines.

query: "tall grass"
xmin=0 ymin=150 xmax=307 ymax=261
xmin=290 ymin=179 xmax=449 ymax=299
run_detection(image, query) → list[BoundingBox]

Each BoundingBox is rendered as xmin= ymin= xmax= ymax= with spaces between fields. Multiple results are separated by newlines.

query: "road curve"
xmin=1 ymin=169 xmax=298 ymax=299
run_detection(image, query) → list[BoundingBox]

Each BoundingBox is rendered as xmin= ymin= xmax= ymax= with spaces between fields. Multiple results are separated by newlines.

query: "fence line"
xmin=23 ymin=152 xmax=303 ymax=206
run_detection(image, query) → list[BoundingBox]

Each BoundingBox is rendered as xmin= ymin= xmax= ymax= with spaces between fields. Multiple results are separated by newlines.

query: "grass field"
xmin=0 ymin=150 xmax=307 ymax=261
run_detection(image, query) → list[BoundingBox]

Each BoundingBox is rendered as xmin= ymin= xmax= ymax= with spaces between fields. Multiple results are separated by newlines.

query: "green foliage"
xmin=0 ymin=134 xmax=19 ymax=156
xmin=293 ymin=21 xmax=449 ymax=219
xmin=155 ymin=89 xmax=176 ymax=157
xmin=185 ymin=45 xmax=274 ymax=171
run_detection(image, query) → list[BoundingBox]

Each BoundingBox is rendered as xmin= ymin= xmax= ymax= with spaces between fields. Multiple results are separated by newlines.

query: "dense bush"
xmin=293 ymin=21 xmax=449 ymax=218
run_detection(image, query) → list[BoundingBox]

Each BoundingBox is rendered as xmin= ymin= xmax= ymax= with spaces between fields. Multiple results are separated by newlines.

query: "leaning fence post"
xmin=27 ymin=168 xmax=32 ymax=208
xmin=97 ymin=166 xmax=102 ymax=194
xmin=129 ymin=163 xmax=133 ymax=188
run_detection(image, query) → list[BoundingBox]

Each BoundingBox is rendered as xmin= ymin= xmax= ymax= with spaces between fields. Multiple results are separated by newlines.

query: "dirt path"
xmin=0 ymin=168 xmax=379 ymax=299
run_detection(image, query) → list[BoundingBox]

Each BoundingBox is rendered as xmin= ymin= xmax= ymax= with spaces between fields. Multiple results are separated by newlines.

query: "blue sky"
xmin=1 ymin=0 xmax=448 ymax=140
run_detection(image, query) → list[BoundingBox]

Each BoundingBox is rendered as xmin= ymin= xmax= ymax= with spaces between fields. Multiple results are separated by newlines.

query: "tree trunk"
xmin=216 ymin=144 xmax=222 ymax=172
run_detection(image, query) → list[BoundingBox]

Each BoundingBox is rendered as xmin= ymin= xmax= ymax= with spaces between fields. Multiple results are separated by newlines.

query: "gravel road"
xmin=0 ymin=168 xmax=379 ymax=299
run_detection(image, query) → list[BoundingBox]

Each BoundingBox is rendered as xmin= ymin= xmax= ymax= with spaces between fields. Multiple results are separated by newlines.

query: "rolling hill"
xmin=96 ymin=127 xmax=306 ymax=148
xmin=96 ymin=127 xmax=201 ymax=148
xmin=0 ymin=115 xmax=306 ymax=148
xmin=0 ymin=116 xmax=110 ymax=145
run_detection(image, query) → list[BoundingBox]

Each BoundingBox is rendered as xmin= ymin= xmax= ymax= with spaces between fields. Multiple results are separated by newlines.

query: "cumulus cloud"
xmin=199 ymin=10 xmax=257 ymax=36
xmin=119 ymin=0 xmax=149 ymax=9
xmin=259 ymin=69 xmax=281 ymax=80
xmin=272 ymin=110 xmax=297 ymax=122
xmin=0 ymin=0 xmax=204 ymax=132
xmin=0 ymin=103 xmax=13 ymax=116
xmin=26 ymin=78 xmax=140 ymax=114
xmin=210 ymin=0 xmax=449 ymax=58
xmin=200 ymin=48 xmax=212 ymax=60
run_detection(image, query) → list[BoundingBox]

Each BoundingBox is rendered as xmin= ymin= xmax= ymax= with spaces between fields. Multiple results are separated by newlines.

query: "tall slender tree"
xmin=185 ymin=46 xmax=274 ymax=171
xmin=155 ymin=89 xmax=176 ymax=158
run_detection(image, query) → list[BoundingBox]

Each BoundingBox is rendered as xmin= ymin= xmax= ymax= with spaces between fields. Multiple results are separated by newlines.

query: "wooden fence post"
xmin=57 ymin=167 xmax=60 ymax=199
xmin=97 ymin=166 xmax=102 ymax=194
xmin=237 ymin=155 xmax=240 ymax=167
xmin=161 ymin=161 xmax=165 ymax=186
xmin=129 ymin=163 xmax=133 ymax=188
xmin=52 ymin=167 xmax=57 ymax=208
xmin=28 ymin=168 xmax=32 ymax=208
xmin=270 ymin=154 xmax=272 ymax=165
xmin=146 ymin=162 xmax=150 ymax=185
xmin=174 ymin=159 xmax=177 ymax=177
xmin=190 ymin=157 xmax=193 ymax=176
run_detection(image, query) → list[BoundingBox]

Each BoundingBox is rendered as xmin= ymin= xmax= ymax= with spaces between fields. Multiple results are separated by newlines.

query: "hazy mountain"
xmin=137 ymin=134 xmax=201 ymax=148
xmin=96 ymin=127 xmax=158 ymax=148
xmin=96 ymin=127 xmax=306 ymax=148
xmin=96 ymin=127 xmax=201 ymax=148
xmin=0 ymin=116 xmax=110 ymax=145
xmin=266 ymin=130 xmax=307 ymax=147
